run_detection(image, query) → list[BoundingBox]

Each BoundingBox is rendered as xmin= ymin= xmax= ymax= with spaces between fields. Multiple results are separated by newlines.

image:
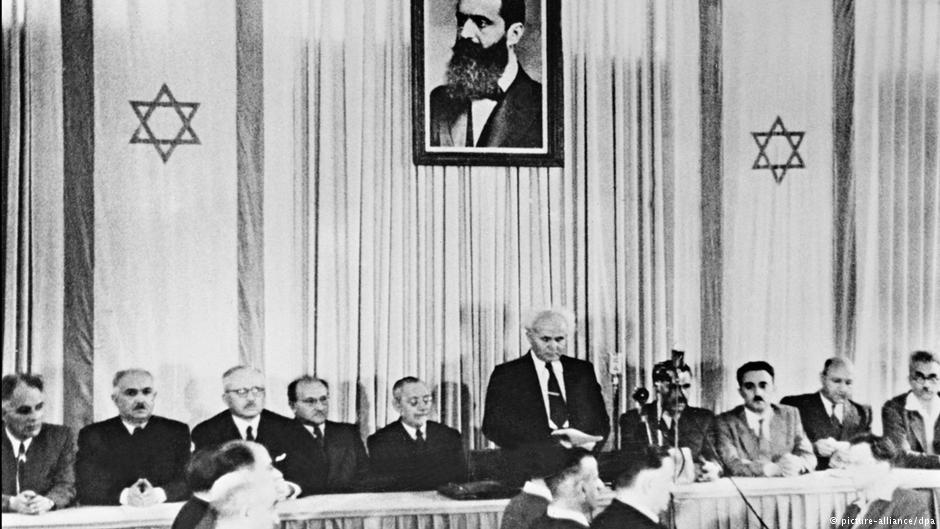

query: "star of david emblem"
xmin=751 ymin=116 xmax=805 ymax=184
xmin=129 ymin=84 xmax=200 ymax=163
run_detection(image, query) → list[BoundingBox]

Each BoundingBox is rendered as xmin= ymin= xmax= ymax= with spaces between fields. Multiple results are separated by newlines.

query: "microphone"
xmin=632 ymin=387 xmax=650 ymax=405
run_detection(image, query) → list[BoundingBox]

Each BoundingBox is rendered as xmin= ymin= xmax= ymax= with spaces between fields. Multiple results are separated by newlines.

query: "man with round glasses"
xmin=367 ymin=377 xmax=467 ymax=490
xmin=287 ymin=376 xmax=368 ymax=493
xmin=882 ymin=350 xmax=940 ymax=468
xmin=192 ymin=366 xmax=312 ymax=494
xmin=76 ymin=369 xmax=190 ymax=505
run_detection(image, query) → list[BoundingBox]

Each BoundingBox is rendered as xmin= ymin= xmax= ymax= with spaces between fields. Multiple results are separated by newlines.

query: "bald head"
xmin=820 ymin=357 xmax=854 ymax=404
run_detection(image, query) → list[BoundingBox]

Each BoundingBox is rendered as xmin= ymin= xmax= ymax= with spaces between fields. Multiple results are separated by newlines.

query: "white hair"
xmin=522 ymin=307 xmax=576 ymax=335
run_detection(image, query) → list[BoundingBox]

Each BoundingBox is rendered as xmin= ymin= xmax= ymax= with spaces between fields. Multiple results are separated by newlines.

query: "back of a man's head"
xmin=614 ymin=445 xmax=670 ymax=490
xmin=209 ymin=469 xmax=279 ymax=529
xmin=187 ymin=440 xmax=260 ymax=493
xmin=545 ymin=448 xmax=593 ymax=498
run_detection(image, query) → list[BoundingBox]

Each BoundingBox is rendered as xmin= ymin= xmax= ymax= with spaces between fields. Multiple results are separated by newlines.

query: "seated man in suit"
xmin=832 ymin=434 xmax=932 ymax=529
xmin=192 ymin=366 xmax=308 ymax=494
xmin=529 ymin=448 xmax=606 ymax=529
xmin=367 ymin=377 xmax=467 ymax=491
xmin=780 ymin=357 xmax=872 ymax=470
xmin=881 ymin=350 xmax=940 ymax=469
xmin=591 ymin=446 xmax=674 ymax=529
xmin=1 ymin=373 xmax=75 ymax=513
xmin=429 ymin=0 xmax=542 ymax=148
xmin=619 ymin=357 xmax=720 ymax=481
xmin=483 ymin=308 xmax=609 ymax=483
xmin=76 ymin=369 xmax=190 ymax=506
xmin=287 ymin=376 xmax=368 ymax=493
xmin=711 ymin=361 xmax=816 ymax=476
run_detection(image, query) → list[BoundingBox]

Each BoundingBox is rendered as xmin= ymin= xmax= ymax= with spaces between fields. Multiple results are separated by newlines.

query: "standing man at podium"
xmin=483 ymin=308 xmax=609 ymax=483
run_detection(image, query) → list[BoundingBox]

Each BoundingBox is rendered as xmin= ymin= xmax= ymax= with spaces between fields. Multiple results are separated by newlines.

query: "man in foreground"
xmin=591 ymin=446 xmax=675 ymax=529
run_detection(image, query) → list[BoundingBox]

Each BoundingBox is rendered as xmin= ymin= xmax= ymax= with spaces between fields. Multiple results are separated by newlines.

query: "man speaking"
xmin=483 ymin=308 xmax=609 ymax=484
xmin=429 ymin=0 xmax=542 ymax=148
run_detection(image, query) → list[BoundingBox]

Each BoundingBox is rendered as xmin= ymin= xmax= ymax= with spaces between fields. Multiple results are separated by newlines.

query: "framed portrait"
xmin=411 ymin=0 xmax=563 ymax=167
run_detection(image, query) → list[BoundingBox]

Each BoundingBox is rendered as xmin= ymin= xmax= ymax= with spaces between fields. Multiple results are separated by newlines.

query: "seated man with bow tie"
xmin=832 ymin=434 xmax=931 ymax=529
xmin=366 ymin=377 xmax=467 ymax=491
xmin=780 ymin=357 xmax=872 ymax=470
xmin=711 ymin=361 xmax=816 ymax=477
xmin=429 ymin=0 xmax=542 ymax=148
xmin=1 ymin=373 xmax=75 ymax=513
xmin=192 ymin=366 xmax=308 ymax=495
xmin=76 ymin=369 xmax=190 ymax=506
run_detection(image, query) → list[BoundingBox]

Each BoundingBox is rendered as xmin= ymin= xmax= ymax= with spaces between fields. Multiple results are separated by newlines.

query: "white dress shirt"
xmin=231 ymin=414 xmax=262 ymax=440
xmin=531 ymin=353 xmax=569 ymax=428
xmin=819 ymin=393 xmax=844 ymax=423
xmin=905 ymin=392 xmax=940 ymax=454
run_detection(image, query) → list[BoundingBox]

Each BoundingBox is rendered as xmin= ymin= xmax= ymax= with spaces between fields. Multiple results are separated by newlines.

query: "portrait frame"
xmin=411 ymin=0 xmax=563 ymax=167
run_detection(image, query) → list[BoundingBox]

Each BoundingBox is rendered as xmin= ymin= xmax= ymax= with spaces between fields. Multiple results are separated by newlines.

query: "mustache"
xmin=133 ymin=403 xmax=148 ymax=410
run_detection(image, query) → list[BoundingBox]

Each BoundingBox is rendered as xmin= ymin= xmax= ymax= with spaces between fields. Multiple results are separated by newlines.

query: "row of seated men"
xmin=2 ymin=308 xmax=939 ymax=515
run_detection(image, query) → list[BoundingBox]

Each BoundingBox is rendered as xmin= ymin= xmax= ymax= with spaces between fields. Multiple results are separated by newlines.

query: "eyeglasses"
xmin=912 ymin=372 xmax=939 ymax=384
xmin=226 ymin=386 xmax=266 ymax=397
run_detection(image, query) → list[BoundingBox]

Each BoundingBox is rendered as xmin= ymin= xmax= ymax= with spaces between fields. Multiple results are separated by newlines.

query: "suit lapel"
xmin=907 ymin=408 xmax=928 ymax=452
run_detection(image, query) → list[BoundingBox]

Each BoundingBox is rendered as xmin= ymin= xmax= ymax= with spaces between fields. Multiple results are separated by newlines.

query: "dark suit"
xmin=171 ymin=496 xmax=210 ymax=529
xmin=483 ymin=353 xmax=610 ymax=449
xmin=1 ymin=423 xmax=76 ymax=511
xmin=298 ymin=421 xmax=369 ymax=493
xmin=500 ymin=490 xmax=550 ymax=529
xmin=711 ymin=404 xmax=816 ymax=476
xmin=834 ymin=488 xmax=933 ymax=529
xmin=191 ymin=409 xmax=323 ymax=495
xmin=881 ymin=392 xmax=940 ymax=469
xmin=429 ymin=67 xmax=542 ymax=148
xmin=591 ymin=499 xmax=667 ymax=529
xmin=76 ymin=416 xmax=190 ymax=505
xmin=619 ymin=404 xmax=715 ymax=460
xmin=780 ymin=392 xmax=872 ymax=469
xmin=366 ymin=420 xmax=467 ymax=491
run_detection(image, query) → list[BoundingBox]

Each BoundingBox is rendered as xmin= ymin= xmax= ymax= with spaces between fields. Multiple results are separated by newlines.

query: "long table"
xmin=3 ymin=470 xmax=938 ymax=529
xmin=670 ymin=469 xmax=940 ymax=529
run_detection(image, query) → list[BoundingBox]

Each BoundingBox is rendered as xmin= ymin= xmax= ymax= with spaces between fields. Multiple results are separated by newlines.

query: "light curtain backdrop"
xmin=2 ymin=0 xmax=938 ymax=448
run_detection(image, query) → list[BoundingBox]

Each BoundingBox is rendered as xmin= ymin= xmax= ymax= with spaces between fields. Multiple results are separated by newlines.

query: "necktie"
xmin=132 ymin=426 xmax=143 ymax=437
xmin=545 ymin=362 xmax=568 ymax=428
xmin=465 ymin=104 xmax=474 ymax=147
xmin=831 ymin=407 xmax=843 ymax=431
xmin=415 ymin=427 xmax=427 ymax=450
xmin=245 ymin=425 xmax=255 ymax=442
xmin=15 ymin=443 xmax=26 ymax=494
